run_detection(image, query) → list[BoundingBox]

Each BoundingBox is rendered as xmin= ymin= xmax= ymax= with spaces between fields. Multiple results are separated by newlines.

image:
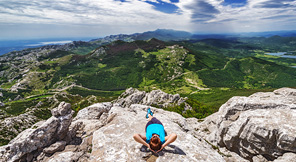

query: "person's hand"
xmin=156 ymin=145 xmax=165 ymax=153
xmin=147 ymin=144 xmax=156 ymax=154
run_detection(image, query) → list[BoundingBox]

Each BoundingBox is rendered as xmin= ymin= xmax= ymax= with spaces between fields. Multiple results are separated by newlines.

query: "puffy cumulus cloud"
xmin=0 ymin=0 xmax=170 ymax=24
xmin=0 ymin=0 xmax=295 ymax=38
xmin=0 ymin=0 xmax=190 ymax=37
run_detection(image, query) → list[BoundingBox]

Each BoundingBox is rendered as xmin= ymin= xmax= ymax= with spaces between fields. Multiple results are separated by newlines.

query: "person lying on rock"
xmin=133 ymin=108 xmax=177 ymax=153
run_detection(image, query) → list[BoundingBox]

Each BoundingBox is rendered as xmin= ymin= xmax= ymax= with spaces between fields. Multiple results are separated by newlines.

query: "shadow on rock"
xmin=140 ymin=144 xmax=186 ymax=156
xmin=140 ymin=145 xmax=151 ymax=153
xmin=162 ymin=144 xmax=186 ymax=155
xmin=68 ymin=136 xmax=82 ymax=145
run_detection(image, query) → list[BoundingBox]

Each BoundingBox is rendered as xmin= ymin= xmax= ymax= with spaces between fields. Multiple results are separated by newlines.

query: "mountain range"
xmin=2 ymin=29 xmax=296 ymax=56
xmin=0 ymin=29 xmax=295 ymax=147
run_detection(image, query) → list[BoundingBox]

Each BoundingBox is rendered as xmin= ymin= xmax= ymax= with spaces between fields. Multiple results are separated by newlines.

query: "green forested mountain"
xmin=0 ymin=32 xmax=296 ymax=139
xmin=1 ymin=36 xmax=296 ymax=101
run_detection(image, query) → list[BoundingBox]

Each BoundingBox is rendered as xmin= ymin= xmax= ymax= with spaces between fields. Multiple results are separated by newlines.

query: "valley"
xmin=0 ymin=29 xmax=295 ymax=146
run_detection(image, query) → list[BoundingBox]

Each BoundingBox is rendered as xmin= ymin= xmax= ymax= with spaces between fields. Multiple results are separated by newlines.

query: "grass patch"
xmin=33 ymin=108 xmax=51 ymax=120
xmin=1 ymin=80 xmax=16 ymax=89
xmin=185 ymin=88 xmax=276 ymax=111
xmin=0 ymin=139 xmax=10 ymax=146
xmin=3 ymin=100 xmax=37 ymax=115
xmin=163 ymin=98 xmax=214 ymax=119
xmin=26 ymin=94 xmax=54 ymax=101
xmin=67 ymin=86 xmax=123 ymax=97
xmin=255 ymin=53 xmax=296 ymax=67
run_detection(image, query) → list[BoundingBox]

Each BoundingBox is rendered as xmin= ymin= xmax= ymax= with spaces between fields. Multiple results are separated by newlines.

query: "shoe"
xmin=146 ymin=108 xmax=153 ymax=118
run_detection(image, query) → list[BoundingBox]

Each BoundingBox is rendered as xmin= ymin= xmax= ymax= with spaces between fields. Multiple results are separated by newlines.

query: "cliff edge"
xmin=0 ymin=88 xmax=295 ymax=162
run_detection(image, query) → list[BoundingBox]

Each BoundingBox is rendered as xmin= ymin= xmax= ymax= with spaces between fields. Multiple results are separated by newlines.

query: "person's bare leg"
xmin=148 ymin=114 xmax=153 ymax=121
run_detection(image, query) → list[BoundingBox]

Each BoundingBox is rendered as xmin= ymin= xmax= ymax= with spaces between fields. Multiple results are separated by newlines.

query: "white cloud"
xmin=177 ymin=0 xmax=296 ymax=33
xmin=0 ymin=0 xmax=192 ymax=37
xmin=0 ymin=0 xmax=295 ymax=39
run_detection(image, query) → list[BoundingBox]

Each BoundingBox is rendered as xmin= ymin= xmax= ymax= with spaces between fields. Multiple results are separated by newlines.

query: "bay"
xmin=0 ymin=37 xmax=96 ymax=55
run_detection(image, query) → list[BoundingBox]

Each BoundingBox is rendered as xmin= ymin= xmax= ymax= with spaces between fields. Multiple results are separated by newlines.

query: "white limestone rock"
xmin=273 ymin=152 xmax=296 ymax=162
xmin=115 ymin=88 xmax=190 ymax=110
xmin=0 ymin=102 xmax=74 ymax=162
xmin=115 ymin=88 xmax=146 ymax=107
xmin=1 ymin=88 xmax=296 ymax=162
xmin=47 ymin=151 xmax=84 ymax=162
xmin=74 ymin=102 xmax=112 ymax=120
xmin=43 ymin=141 xmax=67 ymax=154
xmin=195 ymin=88 xmax=296 ymax=161
xmin=89 ymin=104 xmax=225 ymax=162
xmin=0 ymin=112 xmax=39 ymax=144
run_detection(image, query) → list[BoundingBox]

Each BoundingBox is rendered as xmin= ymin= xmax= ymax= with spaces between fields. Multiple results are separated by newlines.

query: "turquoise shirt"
xmin=146 ymin=124 xmax=165 ymax=144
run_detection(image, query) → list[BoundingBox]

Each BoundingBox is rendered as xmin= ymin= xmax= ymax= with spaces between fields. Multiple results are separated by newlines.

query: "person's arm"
xmin=133 ymin=133 xmax=156 ymax=153
xmin=133 ymin=134 xmax=149 ymax=147
xmin=157 ymin=133 xmax=177 ymax=153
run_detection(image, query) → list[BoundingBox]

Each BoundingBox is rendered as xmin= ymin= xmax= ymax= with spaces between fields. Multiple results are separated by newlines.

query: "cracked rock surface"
xmin=1 ymin=88 xmax=296 ymax=162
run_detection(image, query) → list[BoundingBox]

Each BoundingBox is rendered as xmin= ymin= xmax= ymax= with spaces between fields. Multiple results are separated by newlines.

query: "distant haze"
xmin=0 ymin=0 xmax=296 ymax=40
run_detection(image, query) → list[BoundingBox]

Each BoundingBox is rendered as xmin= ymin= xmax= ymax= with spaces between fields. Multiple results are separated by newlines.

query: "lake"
xmin=266 ymin=52 xmax=287 ymax=56
xmin=266 ymin=52 xmax=296 ymax=68
xmin=266 ymin=52 xmax=296 ymax=59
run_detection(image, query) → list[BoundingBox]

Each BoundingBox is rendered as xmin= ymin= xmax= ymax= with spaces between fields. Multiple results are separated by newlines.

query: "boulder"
xmin=68 ymin=102 xmax=112 ymax=139
xmin=51 ymin=101 xmax=72 ymax=117
xmin=195 ymin=88 xmax=296 ymax=161
xmin=43 ymin=141 xmax=67 ymax=154
xmin=0 ymin=112 xmax=39 ymax=144
xmin=0 ymin=102 xmax=74 ymax=162
xmin=74 ymin=102 xmax=112 ymax=120
xmin=115 ymin=88 xmax=190 ymax=110
xmin=47 ymin=151 xmax=84 ymax=162
xmin=13 ymin=95 xmax=23 ymax=101
xmin=115 ymin=88 xmax=146 ymax=107
xmin=273 ymin=152 xmax=296 ymax=162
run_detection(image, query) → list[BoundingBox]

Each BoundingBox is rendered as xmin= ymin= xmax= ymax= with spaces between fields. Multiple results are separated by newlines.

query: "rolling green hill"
xmin=197 ymin=57 xmax=296 ymax=88
xmin=1 ymin=37 xmax=295 ymax=105
xmin=0 ymin=34 xmax=295 ymax=125
xmin=1 ymin=31 xmax=296 ymax=146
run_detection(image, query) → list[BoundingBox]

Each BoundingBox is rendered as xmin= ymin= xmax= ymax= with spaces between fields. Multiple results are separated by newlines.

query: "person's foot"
xmin=146 ymin=108 xmax=153 ymax=118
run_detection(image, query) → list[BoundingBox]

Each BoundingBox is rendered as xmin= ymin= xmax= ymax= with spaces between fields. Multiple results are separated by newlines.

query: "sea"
xmin=0 ymin=37 xmax=96 ymax=55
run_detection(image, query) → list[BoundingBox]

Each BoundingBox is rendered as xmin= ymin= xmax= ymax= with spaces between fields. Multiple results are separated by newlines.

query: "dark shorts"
xmin=145 ymin=117 xmax=163 ymax=132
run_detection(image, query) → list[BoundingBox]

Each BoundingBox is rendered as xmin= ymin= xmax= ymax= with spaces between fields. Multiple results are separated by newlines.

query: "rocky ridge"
xmin=0 ymin=88 xmax=295 ymax=162
xmin=0 ymin=102 xmax=74 ymax=162
xmin=0 ymin=41 xmax=98 ymax=92
xmin=194 ymin=87 xmax=296 ymax=161
xmin=0 ymin=93 xmax=100 ymax=146
xmin=115 ymin=87 xmax=190 ymax=110
xmin=0 ymin=101 xmax=224 ymax=162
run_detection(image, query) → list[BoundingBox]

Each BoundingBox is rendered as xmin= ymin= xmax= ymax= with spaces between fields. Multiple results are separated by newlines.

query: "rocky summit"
xmin=195 ymin=87 xmax=296 ymax=162
xmin=0 ymin=88 xmax=296 ymax=162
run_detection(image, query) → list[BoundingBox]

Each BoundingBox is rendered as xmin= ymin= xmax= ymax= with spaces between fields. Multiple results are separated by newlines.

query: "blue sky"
xmin=0 ymin=0 xmax=295 ymax=40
